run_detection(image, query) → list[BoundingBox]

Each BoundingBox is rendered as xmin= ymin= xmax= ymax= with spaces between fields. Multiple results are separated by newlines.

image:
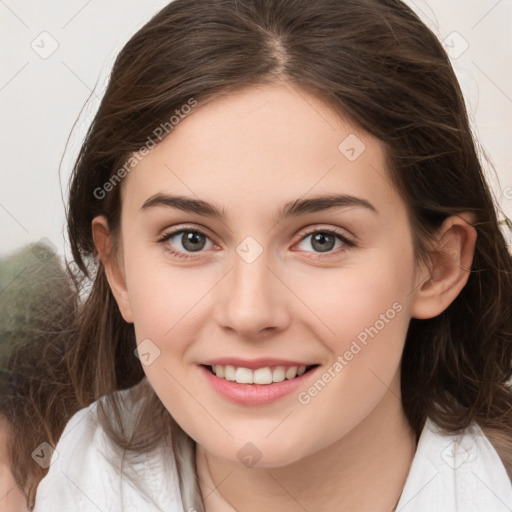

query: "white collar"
xmin=395 ymin=417 xmax=512 ymax=511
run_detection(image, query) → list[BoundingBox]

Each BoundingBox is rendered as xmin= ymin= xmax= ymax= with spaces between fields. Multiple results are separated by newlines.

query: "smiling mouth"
xmin=203 ymin=364 xmax=319 ymax=385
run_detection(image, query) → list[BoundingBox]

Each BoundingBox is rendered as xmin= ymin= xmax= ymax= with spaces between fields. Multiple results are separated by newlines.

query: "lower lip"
xmin=199 ymin=365 xmax=318 ymax=405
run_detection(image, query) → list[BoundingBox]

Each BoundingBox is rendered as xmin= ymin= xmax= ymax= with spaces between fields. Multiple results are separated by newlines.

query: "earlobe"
xmin=411 ymin=213 xmax=477 ymax=320
xmin=91 ymin=216 xmax=134 ymax=323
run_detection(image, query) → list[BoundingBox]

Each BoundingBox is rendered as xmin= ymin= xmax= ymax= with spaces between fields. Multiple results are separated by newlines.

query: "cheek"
xmin=122 ymin=238 xmax=210 ymax=344
xmin=290 ymin=246 xmax=414 ymax=351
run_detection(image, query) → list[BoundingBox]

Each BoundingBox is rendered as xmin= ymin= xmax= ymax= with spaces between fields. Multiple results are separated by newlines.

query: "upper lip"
xmin=201 ymin=358 xmax=317 ymax=369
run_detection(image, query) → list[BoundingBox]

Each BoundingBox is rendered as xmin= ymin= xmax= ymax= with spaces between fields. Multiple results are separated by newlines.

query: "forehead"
xmin=120 ymin=82 xmax=402 ymax=222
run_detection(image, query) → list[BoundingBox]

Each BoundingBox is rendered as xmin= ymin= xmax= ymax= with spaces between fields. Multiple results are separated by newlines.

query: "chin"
xmin=206 ymin=435 xmax=311 ymax=469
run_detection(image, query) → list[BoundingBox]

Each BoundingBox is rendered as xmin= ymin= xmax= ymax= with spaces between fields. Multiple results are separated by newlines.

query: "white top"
xmin=33 ymin=390 xmax=512 ymax=512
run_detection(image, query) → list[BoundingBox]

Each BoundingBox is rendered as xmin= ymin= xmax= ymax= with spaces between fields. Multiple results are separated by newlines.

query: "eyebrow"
xmin=140 ymin=192 xmax=378 ymax=222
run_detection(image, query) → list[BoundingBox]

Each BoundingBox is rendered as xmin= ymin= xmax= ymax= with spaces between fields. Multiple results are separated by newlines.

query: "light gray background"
xmin=1 ymin=0 xmax=511 ymax=259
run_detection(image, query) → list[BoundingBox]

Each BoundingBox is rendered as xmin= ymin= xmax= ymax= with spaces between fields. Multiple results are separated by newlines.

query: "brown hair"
xmin=35 ymin=0 xmax=512 ymax=508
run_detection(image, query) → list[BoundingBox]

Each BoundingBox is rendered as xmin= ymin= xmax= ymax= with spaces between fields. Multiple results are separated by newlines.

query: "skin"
xmin=93 ymin=82 xmax=477 ymax=511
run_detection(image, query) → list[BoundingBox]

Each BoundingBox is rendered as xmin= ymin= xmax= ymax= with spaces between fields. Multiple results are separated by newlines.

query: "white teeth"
xmin=253 ymin=367 xmax=273 ymax=385
xmin=224 ymin=365 xmax=236 ymax=381
xmin=235 ymin=367 xmax=253 ymax=384
xmin=211 ymin=364 xmax=311 ymax=384
xmin=272 ymin=366 xmax=286 ymax=382
xmin=285 ymin=367 xmax=298 ymax=379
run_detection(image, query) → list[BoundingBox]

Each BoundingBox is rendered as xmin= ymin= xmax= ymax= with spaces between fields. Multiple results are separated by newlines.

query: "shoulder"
xmin=33 ymin=383 xmax=184 ymax=511
xmin=395 ymin=417 xmax=512 ymax=511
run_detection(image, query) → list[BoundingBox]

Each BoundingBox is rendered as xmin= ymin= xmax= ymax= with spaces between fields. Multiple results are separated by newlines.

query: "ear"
xmin=91 ymin=215 xmax=134 ymax=323
xmin=411 ymin=213 xmax=477 ymax=319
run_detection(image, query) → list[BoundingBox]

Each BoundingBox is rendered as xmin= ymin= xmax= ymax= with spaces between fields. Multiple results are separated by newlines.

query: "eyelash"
xmin=157 ymin=225 xmax=356 ymax=261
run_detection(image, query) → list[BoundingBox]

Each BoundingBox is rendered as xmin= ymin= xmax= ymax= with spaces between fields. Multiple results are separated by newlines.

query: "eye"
xmin=157 ymin=225 xmax=356 ymax=261
xmin=157 ymin=227 xmax=214 ymax=260
xmin=295 ymin=228 xmax=355 ymax=256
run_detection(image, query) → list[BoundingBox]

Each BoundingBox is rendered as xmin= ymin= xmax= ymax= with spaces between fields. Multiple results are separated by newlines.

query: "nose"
xmin=216 ymin=248 xmax=291 ymax=340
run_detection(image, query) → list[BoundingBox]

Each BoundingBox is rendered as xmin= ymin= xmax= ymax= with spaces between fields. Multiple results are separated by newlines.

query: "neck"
xmin=196 ymin=376 xmax=417 ymax=512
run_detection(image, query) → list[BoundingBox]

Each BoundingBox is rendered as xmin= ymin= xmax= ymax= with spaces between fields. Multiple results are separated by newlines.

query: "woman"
xmin=32 ymin=0 xmax=512 ymax=510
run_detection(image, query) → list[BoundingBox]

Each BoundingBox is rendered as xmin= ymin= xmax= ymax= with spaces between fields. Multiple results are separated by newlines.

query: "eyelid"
xmin=159 ymin=222 xmax=354 ymax=241
xmin=296 ymin=224 xmax=355 ymax=244
xmin=157 ymin=223 xmax=215 ymax=242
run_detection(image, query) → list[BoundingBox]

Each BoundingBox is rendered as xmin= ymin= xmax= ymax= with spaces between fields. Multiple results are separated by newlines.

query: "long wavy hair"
xmin=32 ymin=0 xmax=512 ymax=509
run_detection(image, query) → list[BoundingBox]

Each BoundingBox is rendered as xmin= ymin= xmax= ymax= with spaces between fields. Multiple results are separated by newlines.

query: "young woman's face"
xmin=113 ymin=82 xmax=422 ymax=466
